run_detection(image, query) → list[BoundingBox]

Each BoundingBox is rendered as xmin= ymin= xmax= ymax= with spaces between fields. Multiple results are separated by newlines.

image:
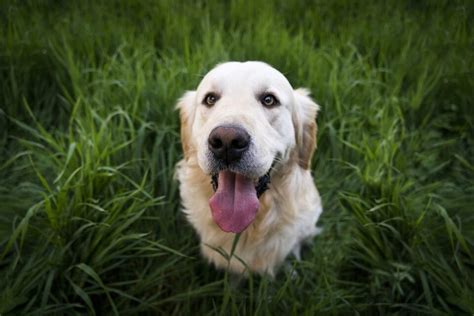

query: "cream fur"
xmin=176 ymin=61 xmax=322 ymax=276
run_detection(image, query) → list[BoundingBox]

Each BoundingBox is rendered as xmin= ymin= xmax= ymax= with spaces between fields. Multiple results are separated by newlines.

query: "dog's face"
xmin=178 ymin=61 xmax=319 ymax=233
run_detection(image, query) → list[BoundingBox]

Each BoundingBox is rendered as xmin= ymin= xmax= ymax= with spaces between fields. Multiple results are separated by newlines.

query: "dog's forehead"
xmin=197 ymin=62 xmax=293 ymax=94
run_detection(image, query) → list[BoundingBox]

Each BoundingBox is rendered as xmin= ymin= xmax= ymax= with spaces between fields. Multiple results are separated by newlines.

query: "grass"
xmin=0 ymin=0 xmax=473 ymax=314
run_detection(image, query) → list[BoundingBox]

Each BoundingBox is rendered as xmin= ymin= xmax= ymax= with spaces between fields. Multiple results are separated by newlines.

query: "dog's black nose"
xmin=208 ymin=126 xmax=250 ymax=164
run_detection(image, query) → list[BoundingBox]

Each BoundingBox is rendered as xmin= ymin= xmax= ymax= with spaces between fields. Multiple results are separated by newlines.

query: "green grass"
xmin=1 ymin=0 xmax=473 ymax=314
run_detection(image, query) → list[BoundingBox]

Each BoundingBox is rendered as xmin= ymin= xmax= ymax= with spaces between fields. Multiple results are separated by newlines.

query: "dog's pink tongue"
xmin=209 ymin=171 xmax=259 ymax=233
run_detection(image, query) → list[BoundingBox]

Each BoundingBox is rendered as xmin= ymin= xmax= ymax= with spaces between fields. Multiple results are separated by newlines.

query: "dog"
xmin=176 ymin=61 xmax=322 ymax=276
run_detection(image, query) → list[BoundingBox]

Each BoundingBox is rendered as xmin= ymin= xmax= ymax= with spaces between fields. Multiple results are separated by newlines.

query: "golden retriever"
xmin=176 ymin=61 xmax=322 ymax=276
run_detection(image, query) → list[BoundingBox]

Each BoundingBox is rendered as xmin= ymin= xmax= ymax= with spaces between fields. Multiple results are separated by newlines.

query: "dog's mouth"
xmin=209 ymin=168 xmax=272 ymax=234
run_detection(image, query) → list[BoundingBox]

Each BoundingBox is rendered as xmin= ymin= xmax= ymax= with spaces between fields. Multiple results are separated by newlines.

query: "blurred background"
xmin=0 ymin=0 xmax=473 ymax=314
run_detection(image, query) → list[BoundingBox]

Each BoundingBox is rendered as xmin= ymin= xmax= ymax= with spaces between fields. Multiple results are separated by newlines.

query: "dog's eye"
xmin=203 ymin=93 xmax=219 ymax=106
xmin=261 ymin=94 xmax=279 ymax=107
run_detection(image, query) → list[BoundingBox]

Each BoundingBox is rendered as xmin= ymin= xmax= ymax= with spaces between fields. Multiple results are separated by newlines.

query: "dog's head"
xmin=177 ymin=61 xmax=319 ymax=233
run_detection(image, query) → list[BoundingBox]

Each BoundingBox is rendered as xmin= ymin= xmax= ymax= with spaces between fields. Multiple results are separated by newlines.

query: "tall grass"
xmin=1 ymin=0 xmax=473 ymax=314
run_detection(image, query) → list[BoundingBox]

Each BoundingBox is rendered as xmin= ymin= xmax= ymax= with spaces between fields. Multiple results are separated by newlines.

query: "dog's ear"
xmin=176 ymin=91 xmax=197 ymax=161
xmin=292 ymin=88 xmax=320 ymax=169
